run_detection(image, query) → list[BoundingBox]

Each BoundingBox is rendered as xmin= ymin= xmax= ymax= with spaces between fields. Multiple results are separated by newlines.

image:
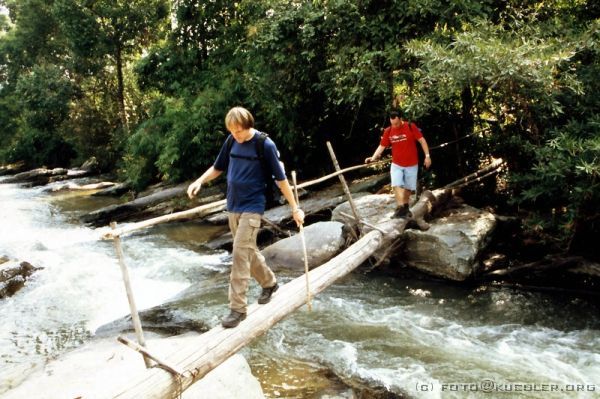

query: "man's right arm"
xmin=187 ymin=166 xmax=222 ymax=198
xmin=365 ymin=145 xmax=386 ymax=164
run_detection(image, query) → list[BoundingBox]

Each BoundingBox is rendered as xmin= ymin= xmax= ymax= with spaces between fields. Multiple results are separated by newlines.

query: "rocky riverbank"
xmin=2 ymin=163 xmax=598 ymax=398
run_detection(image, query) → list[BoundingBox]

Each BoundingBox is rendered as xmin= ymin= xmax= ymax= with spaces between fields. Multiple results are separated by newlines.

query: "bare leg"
xmin=393 ymin=186 xmax=405 ymax=207
xmin=394 ymin=186 xmax=411 ymax=206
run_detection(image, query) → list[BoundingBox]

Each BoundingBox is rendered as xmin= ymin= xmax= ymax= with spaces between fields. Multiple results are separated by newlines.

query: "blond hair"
xmin=225 ymin=107 xmax=255 ymax=129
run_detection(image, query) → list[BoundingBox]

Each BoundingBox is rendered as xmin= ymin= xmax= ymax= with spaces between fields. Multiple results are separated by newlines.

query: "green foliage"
xmin=513 ymin=117 xmax=600 ymax=247
xmin=1 ymin=64 xmax=75 ymax=167
xmin=1 ymin=0 xmax=599 ymax=250
xmin=122 ymin=89 xmax=229 ymax=190
xmin=6 ymin=127 xmax=75 ymax=167
xmin=15 ymin=64 xmax=74 ymax=130
xmin=0 ymin=94 xmax=19 ymax=163
xmin=405 ymin=19 xmax=579 ymax=126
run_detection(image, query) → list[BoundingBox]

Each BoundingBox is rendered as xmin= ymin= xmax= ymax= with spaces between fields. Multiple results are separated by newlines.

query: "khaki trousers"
xmin=228 ymin=212 xmax=276 ymax=313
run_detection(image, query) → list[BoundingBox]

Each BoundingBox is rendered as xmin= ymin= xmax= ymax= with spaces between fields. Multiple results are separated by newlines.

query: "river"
xmin=1 ymin=177 xmax=598 ymax=398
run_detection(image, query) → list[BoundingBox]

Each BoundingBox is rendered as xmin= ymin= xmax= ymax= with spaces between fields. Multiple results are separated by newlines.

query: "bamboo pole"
xmin=261 ymin=216 xmax=292 ymax=237
xmin=292 ymin=171 xmax=312 ymax=311
xmin=443 ymin=158 xmax=504 ymax=189
xmin=339 ymin=211 xmax=387 ymax=234
xmin=99 ymin=159 xmax=390 ymax=240
xmin=117 ymin=336 xmax=183 ymax=377
xmin=108 ymin=230 xmax=383 ymax=399
xmin=326 ymin=141 xmax=363 ymax=235
xmin=102 ymin=200 xmax=227 ymax=240
xmin=295 ymin=157 xmax=389 ymax=189
xmin=110 ymin=222 xmax=152 ymax=369
xmin=106 ymin=188 xmax=451 ymax=399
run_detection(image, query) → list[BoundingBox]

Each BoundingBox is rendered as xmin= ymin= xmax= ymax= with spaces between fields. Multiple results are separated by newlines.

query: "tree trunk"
xmin=115 ymin=43 xmax=129 ymax=133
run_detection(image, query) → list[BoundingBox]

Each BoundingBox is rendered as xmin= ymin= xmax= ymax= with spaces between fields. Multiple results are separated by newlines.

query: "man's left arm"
xmin=418 ymin=137 xmax=432 ymax=169
xmin=276 ymin=179 xmax=305 ymax=227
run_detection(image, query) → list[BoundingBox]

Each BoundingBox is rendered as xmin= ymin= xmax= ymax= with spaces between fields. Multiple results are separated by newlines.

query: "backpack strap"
xmin=256 ymin=132 xmax=278 ymax=206
xmin=225 ymin=131 xmax=273 ymax=175
xmin=255 ymin=132 xmax=274 ymax=179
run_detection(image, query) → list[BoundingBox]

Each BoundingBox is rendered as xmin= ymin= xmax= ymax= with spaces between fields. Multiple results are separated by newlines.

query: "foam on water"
xmin=0 ymin=182 xmax=190 ymax=390
xmin=1 ymin=179 xmax=598 ymax=398
xmin=252 ymin=278 xmax=599 ymax=398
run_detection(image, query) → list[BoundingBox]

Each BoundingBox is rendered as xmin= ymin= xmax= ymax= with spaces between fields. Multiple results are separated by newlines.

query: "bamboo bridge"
xmin=102 ymin=155 xmax=504 ymax=398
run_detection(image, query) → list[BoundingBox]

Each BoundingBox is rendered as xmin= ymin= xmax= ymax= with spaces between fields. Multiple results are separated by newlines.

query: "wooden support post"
xmin=107 ymin=188 xmax=452 ymax=399
xmin=118 ymin=336 xmax=184 ymax=377
xmin=109 ymin=230 xmax=383 ymax=399
xmin=110 ymin=222 xmax=152 ymax=369
xmin=291 ymin=171 xmax=312 ymax=311
xmin=261 ymin=216 xmax=292 ymax=237
xmin=326 ymin=141 xmax=362 ymax=237
xmin=339 ymin=211 xmax=387 ymax=234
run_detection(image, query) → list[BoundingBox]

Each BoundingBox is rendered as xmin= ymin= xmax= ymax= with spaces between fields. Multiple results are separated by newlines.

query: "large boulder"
xmin=331 ymin=195 xmax=497 ymax=280
xmin=0 ymin=333 xmax=264 ymax=399
xmin=262 ymin=221 xmax=345 ymax=271
xmin=331 ymin=194 xmax=398 ymax=226
xmin=403 ymin=205 xmax=496 ymax=280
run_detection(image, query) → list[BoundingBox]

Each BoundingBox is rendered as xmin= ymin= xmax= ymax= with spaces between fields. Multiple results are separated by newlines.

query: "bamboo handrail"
xmin=101 ymin=159 xmax=389 ymax=239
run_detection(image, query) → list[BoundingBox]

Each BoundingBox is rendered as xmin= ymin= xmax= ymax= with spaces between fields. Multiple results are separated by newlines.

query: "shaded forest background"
xmin=0 ymin=0 xmax=598 ymax=256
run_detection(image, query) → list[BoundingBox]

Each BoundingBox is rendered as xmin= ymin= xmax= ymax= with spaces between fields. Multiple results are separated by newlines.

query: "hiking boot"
xmin=392 ymin=204 xmax=412 ymax=219
xmin=258 ymin=283 xmax=279 ymax=304
xmin=221 ymin=310 xmax=246 ymax=328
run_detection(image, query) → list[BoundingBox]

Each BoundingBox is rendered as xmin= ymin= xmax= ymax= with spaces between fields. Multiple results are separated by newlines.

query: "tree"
xmin=53 ymin=0 xmax=169 ymax=132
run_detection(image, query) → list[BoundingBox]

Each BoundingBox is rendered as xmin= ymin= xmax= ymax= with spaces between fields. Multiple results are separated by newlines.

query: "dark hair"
xmin=389 ymin=109 xmax=402 ymax=119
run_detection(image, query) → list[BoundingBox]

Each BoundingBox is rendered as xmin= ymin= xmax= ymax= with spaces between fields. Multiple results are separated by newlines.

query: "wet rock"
xmin=79 ymin=156 xmax=99 ymax=173
xmin=262 ymin=221 xmax=345 ymax=271
xmin=0 ymin=161 xmax=26 ymax=176
xmin=43 ymin=181 xmax=117 ymax=193
xmin=0 ymin=260 xmax=43 ymax=298
xmin=2 ymin=167 xmax=68 ymax=186
xmin=92 ymin=182 xmax=131 ymax=196
xmin=403 ymin=205 xmax=496 ymax=281
xmin=331 ymin=194 xmax=398 ymax=226
xmin=95 ymin=305 xmax=208 ymax=337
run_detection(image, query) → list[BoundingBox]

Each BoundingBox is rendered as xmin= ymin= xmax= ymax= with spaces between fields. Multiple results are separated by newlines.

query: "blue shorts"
xmin=390 ymin=163 xmax=418 ymax=191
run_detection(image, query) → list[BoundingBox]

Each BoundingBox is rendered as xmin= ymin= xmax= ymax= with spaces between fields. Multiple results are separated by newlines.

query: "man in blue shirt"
xmin=187 ymin=107 xmax=305 ymax=328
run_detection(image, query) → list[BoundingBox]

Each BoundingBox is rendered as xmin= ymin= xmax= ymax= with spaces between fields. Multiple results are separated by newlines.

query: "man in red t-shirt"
xmin=365 ymin=110 xmax=432 ymax=218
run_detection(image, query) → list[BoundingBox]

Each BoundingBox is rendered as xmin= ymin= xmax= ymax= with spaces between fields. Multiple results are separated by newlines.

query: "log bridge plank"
xmin=109 ymin=188 xmax=452 ymax=398
xmin=110 ymin=230 xmax=382 ymax=398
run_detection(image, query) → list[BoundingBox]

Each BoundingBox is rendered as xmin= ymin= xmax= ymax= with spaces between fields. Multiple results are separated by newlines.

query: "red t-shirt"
xmin=380 ymin=121 xmax=423 ymax=167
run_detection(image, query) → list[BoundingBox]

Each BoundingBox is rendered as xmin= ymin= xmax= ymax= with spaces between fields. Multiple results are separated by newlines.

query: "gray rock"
xmin=262 ymin=221 xmax=345 ymax=271
xmin=2 ymin=167 xmax=68 ymax=185
xmin=95 ymin=304 xmax=208 ymax=336
xmin=403 ymin=205 xmax=496 ymax=280
xmin=0 ymin=333 xmax=264 ymax=399
xmin=79 ymin=156 xmax=99 ymax=173
xmin=331 ymin=194 xmax=398 ymax=226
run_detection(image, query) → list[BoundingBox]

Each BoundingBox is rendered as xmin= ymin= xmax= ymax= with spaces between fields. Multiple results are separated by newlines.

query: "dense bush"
xmin=1 ymin=0 xmax=598 ymax=250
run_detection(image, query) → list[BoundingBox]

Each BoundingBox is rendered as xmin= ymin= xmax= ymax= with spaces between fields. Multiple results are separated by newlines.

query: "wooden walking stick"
xmin=291 ymin=171 xmax=312 ymax=311
xmin=110 ymin=222 xmax=152 ymax=368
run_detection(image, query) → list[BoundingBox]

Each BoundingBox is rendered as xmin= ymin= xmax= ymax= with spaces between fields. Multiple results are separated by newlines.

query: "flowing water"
xmin=1 ymin=178 xmax=598 ymax=399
